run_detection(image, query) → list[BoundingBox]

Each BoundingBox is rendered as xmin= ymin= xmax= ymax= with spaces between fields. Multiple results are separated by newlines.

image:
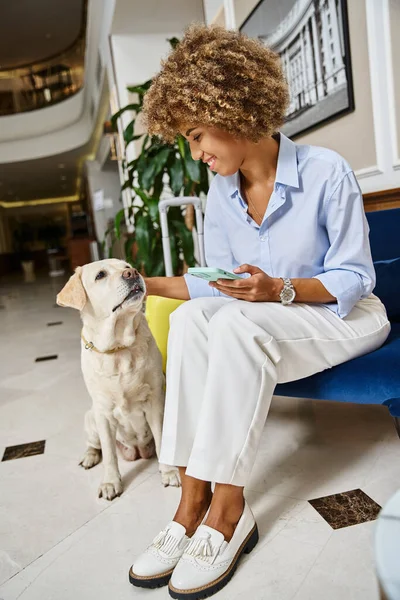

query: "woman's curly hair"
xmin=142 ymin=23 xmax=289 ymax=144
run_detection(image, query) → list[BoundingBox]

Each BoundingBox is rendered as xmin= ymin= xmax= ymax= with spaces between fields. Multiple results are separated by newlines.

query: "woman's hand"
xmin=209 ymin=264 xmax=283 ymax=302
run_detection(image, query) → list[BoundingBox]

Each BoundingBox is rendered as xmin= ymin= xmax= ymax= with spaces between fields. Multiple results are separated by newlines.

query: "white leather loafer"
xmin=129 ymin=521 xmax=190 ymax=589
xmin=168 ymin=501 xmax=258 ymax=599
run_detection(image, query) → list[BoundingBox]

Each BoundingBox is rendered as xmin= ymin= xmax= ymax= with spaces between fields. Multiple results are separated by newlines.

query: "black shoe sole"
xmin=129 ymin=567 xmax=173 ymax=589
xmin=168 ymin=523 xmax=259 ymax=600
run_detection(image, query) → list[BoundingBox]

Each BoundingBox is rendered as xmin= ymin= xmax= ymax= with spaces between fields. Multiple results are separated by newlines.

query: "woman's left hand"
xmin=209 ymin=264 xmax=282 ymax=302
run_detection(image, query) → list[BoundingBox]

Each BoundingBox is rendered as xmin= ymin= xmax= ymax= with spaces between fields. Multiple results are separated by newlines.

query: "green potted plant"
xmin=105 ymin=38 xmax=210 ymax=277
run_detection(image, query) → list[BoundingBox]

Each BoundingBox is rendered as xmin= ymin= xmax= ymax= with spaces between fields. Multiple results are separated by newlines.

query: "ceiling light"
xmin=58 ymin=164 xmax=65 ymax=168
xmin=60 ymin=175 xmax=67 ymax=180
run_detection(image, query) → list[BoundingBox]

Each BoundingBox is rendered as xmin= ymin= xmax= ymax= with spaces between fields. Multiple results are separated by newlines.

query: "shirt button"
xmin=260 ymin=236 xmax=266 ymax=242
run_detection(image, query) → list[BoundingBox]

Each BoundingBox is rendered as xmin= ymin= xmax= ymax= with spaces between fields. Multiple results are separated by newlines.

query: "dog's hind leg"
xmin=79 ymin=409 xmax=102 ymax=469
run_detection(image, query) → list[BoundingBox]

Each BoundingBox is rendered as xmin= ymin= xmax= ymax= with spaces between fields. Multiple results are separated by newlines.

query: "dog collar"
xmin=81 ymin=331 xmax=129 ymax=354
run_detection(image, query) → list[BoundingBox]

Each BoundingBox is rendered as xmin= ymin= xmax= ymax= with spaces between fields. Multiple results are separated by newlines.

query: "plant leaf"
xmin=127 ymin=80 xmax=152 ymax=95
xmin=171 ymin=219 xmax=195 ymax=266
xmin=135 ymin=213 xmax=151 ymax=262
xmin=110 ymin=104 xmax=141 ymax=129
xmin=152 ymin=171 xmax=164 ymax=200
xmin=132 ymin=186 xmax=149 ymax=204
xmin=167 ymin=37 xmax=180 ymax=49
xmin=141 ymin=147 xmax=170 ymax=191
xmin=177 ymin=135 xmax=186 ymax=158
xmin=124 ymin=235 xmax=136 ymax=264
xmin=183 ymin=150 xmax=201 ymax=183
xmin=147 ymin=197 xmax=160 ymax=222
xmin=121 ymin=178 xmax=133 ymax=192
xmin=168 ymin=157 xmax=184 ymax=196
xmin=114 ymin=208 xmax=126 ymax=240
xmin=123 ymin=120 xmax=135 ymax=144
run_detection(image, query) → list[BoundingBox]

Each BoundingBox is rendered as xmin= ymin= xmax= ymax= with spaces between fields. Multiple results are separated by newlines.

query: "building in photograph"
xmin=259 ymin=0 xmax=347 ymax=120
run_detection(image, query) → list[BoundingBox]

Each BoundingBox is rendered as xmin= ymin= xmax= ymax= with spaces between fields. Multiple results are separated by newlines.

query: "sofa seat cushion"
xmin=275 ymin=323 xmax=400 ymax=414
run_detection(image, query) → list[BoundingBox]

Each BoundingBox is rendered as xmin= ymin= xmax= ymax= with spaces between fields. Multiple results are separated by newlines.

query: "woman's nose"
xmin=191 ymin=147 xmax=202 ymax=161
xmin=122 ymin=268 xmax=139 ymax=280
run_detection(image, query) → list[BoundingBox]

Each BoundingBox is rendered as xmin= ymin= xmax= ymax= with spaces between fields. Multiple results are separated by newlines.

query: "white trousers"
xmin=159 ymin=295 xmax=390 ymax=486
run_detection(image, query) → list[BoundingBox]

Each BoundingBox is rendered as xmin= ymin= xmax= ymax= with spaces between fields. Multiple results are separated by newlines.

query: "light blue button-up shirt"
xmin=183 ymin=132 xmax=375 ymax=318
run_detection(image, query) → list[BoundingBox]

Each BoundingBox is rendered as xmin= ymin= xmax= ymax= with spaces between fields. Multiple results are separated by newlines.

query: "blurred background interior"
xmin=0 ymin=1 xmax=400 ymax=600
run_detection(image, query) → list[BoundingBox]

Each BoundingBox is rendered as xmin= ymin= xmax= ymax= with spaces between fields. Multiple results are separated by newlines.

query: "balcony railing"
xmin=0 ymin=11 xmax=86 ymax=116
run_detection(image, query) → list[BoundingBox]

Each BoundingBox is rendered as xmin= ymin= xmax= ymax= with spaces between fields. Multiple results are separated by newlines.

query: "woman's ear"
xmin=56 ymin=267 xmax=87 ymax=310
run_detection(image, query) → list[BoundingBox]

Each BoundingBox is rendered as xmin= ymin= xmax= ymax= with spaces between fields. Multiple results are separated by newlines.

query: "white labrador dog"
xmin=57 ymin=258 xmax=180 ymax=500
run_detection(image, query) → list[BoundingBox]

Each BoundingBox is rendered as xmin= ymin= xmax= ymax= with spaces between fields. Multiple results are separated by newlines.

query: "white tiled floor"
xmin=1 ymin=276 xmax=399 ymax=600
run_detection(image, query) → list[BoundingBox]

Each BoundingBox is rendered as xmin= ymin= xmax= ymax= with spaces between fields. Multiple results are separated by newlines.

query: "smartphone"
xmin=187 ymin=267 xmax=241 ymax=281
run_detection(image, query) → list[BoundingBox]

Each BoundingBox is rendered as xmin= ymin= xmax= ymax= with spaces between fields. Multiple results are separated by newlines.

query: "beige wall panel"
xmin=235 ymin=0 xmax=376 ymax=172
xmin=212 ymin=4 xmax=226 ymax=26
xmin=235 ymin=0 xmax=261 ymax=29
xmin=389 ymin=0 xmax=400 ymax=162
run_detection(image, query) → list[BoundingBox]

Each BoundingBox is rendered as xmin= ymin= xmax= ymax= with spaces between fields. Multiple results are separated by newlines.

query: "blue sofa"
xmin=275 ymin=207 xmax=400 ymax=437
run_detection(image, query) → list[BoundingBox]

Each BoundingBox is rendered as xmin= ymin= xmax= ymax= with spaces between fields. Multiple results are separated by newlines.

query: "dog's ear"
xmin=56 ymin=267 xmax=87 ymax=310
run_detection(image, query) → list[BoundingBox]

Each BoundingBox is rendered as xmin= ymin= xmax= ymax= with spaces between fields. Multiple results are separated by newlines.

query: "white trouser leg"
xmin=159 ymin=297 xmax=232 ymax=467
xmin=160 ymin=295 xmax=390 ymax=486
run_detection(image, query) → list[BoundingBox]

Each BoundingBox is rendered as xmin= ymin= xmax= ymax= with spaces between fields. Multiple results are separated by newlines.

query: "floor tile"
xmin=309 ymin=489 xmax=381 ymax=530
xmin=2 ymin=440 xmax=46 ymax=462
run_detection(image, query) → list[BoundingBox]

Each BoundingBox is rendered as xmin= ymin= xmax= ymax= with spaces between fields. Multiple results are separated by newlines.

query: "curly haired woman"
xmin=129 ymin=23 xmax=390 ymax=600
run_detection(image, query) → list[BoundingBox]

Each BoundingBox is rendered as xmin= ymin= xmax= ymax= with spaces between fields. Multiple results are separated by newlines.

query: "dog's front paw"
xmin=159 ymin=464 xmax=181 ymax=487
xmin=79 ymin=447 xmax=102 ymax=469
xmin=98 ymin=478 xmax=123 ymax=501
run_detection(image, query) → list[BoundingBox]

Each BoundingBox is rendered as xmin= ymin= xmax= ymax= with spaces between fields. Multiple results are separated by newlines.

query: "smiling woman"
xmin=131 ymin=23 xmax=391 ymax=600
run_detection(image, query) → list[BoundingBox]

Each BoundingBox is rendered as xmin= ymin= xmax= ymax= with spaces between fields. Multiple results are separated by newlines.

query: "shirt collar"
xmin=228 ymin=132 xmax=299 ymax=198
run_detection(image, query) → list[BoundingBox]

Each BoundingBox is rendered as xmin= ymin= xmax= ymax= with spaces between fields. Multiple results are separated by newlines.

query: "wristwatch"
xmin=279 ymin=278 xmax=296 ymax=305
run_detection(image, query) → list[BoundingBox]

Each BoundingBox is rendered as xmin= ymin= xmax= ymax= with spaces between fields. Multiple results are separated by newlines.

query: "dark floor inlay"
xmin=35 ymin=355 xmax=58 ymax=362
xmin=309 ymin=489 xmax=381 ymax=529
xmin=47 ymin=321 xmax=63 ymax=327
xmin=2 ymin=440 xmax=46 ymax=462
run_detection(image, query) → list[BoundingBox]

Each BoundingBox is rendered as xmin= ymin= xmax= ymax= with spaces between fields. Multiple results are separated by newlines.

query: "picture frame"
xmin=240 ymin=0 xmax=355 ymax=138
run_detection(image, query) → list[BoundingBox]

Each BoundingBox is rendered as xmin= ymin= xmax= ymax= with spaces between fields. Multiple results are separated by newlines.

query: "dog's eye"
xmin=95 ymin=270 xmax=107 ymax=281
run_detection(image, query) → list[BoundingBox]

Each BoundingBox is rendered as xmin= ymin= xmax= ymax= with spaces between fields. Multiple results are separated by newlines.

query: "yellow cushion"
xmin=145 ymin=295 xmax=186 ymax=372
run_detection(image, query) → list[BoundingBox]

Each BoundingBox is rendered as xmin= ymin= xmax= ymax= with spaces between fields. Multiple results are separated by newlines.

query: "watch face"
xmin=281 ymin=287 xmax=295 ymax=304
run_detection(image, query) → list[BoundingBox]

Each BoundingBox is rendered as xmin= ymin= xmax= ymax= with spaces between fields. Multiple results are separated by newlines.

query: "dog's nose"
xmin=122 ymin=268 xmax=139 ymax=280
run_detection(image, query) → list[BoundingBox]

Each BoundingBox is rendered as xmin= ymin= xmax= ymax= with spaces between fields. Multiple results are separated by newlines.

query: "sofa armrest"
xmin=145 ymin=295 xmax=186 ymax=372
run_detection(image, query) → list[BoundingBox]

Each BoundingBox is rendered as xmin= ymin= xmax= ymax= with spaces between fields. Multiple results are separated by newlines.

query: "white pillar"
xmin=319 ymin=1 xmax=332 ymax=92
xmin=311 ymin=10 xmax=324 ymax=99
xmin=300 ymin=28 xmax=309 ymax=105
xmin=328 ymin=0 xmax=346 ymax=86
xmin=305 ymin=18 xmax=317 ymax=105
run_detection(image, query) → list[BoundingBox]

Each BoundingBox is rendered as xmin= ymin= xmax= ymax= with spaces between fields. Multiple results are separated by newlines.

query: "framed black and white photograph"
xmin=240 ymin=0 xmax=355 ymax=138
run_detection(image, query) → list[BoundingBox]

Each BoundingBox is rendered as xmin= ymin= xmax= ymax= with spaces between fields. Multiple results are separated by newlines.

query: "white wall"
xmin=85 ymin=158 xmax=122 ymax=244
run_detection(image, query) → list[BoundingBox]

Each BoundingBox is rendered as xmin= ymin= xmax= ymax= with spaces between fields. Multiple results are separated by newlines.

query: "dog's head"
xmin=56 ymin=259 xmax=146 ymax=319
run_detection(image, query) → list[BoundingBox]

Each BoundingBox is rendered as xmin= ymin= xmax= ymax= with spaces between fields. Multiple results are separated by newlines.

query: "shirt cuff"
xmin=313 ymin=270 xmax=363 ymax=318
xmin=183 ymin=274 xmax=226 ymax=299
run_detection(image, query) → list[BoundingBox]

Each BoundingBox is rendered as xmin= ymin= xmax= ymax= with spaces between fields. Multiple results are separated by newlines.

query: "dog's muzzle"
xmin=112 ymin=274 xmax=144 ymax=313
